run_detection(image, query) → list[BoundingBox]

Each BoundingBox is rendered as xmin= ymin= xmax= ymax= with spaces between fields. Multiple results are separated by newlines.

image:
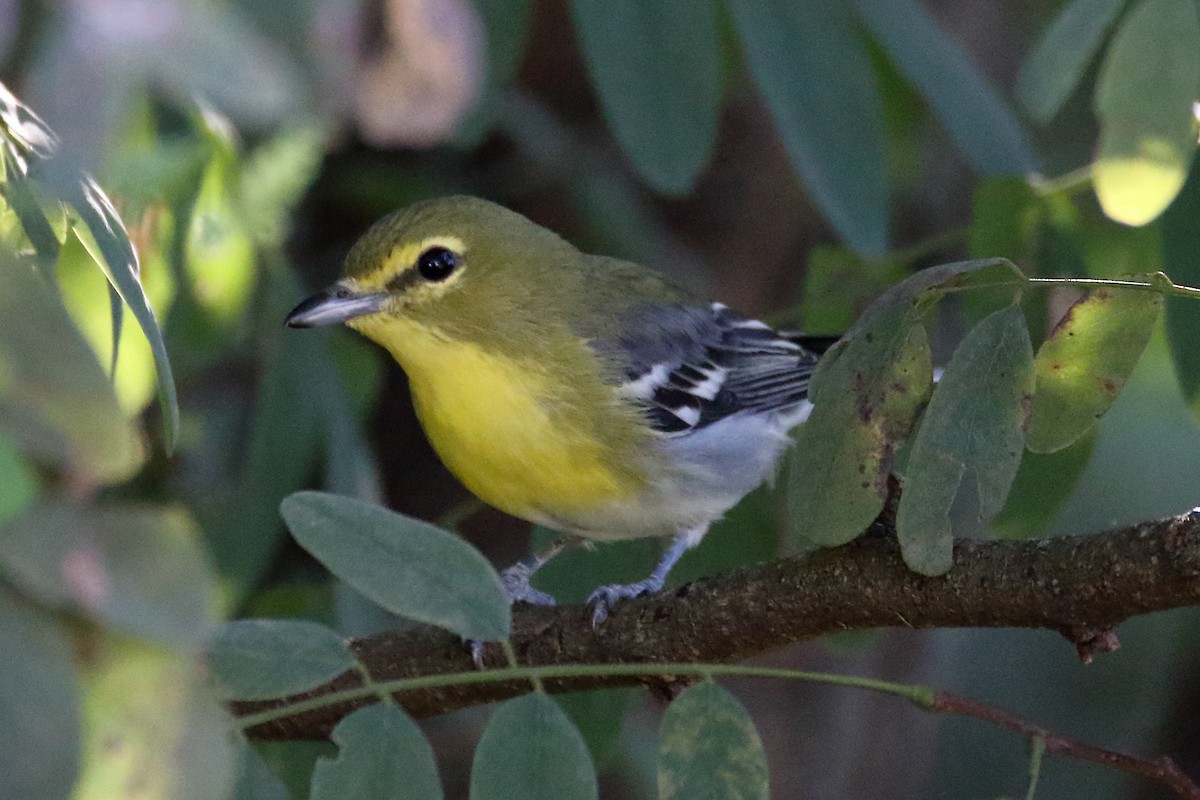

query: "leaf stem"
xmin=1030 ymin=165 xmax=1094 ymax=197
xmin=1026 ymin=275 xmax=1200 ymax=299
xmin=234 ymin=662 xmax=932 ymax=731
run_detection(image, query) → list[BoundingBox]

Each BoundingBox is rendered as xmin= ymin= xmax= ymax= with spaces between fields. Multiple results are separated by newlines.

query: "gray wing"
xmin=598 ymin=302 xmax=824 ymax=436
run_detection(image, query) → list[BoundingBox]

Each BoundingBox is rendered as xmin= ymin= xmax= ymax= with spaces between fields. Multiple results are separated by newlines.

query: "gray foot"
xmin=500 ymin=561 xmax=557 ymax=607
xmin=468 ymin=561 xmax=558 ymax=669
xmin=586 ymin=576 xmax=664 ymax=627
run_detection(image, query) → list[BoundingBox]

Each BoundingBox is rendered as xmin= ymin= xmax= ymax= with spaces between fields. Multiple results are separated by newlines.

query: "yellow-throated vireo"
xmin=286 ymin=196 xmax=828 ymax=626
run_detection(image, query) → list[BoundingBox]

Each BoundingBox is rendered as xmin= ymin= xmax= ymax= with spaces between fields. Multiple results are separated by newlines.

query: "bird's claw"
xmin=501 ymin=564 xmax=557 ymax=607
xmin=468 ymin=638 xmax=487 ymax=669
xmin=586 ymin=577 xmax=664 ymax=628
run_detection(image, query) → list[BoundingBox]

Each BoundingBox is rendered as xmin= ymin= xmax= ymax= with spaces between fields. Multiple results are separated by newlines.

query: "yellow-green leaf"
xmin=185 ymin=157 xmax=255 ymax=323
xmin=73 ymin=640 xmax=236 ymax=800
xmin=1027 ymin=286 xmax=1162 ymax=453
xmin=657 ymin=682 xmax=768 ymax=800
xmin=1093 ymin=0 xmax=1200 ymax=226
xmin=788 ymin=318 xmax=931 ymax=547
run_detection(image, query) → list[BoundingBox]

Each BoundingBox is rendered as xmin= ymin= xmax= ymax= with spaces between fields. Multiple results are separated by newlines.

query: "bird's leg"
xmin=470 ymin=536 xmax=574 ymax=668
xmin=586 ymin=525 xmax=707 ymax=627
xmin=499 ymin=536 xmax=573 ymax=606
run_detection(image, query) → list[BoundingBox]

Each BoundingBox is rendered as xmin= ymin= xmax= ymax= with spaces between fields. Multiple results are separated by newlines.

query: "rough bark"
xmin=237 ymin=509 xmax=1200 ymax=740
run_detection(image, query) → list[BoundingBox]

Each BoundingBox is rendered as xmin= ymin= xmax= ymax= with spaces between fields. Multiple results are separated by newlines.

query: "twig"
xmin=928 ymin=692 xmax=1200 ymax=800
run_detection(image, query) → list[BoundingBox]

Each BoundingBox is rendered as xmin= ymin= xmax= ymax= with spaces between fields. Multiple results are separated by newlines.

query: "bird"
xmin=285 ymin=196 xmax=826 ymax=628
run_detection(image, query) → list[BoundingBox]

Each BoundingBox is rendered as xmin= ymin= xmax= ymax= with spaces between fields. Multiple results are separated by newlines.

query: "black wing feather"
xmin=607 ymin=303 xmax=825 ymax=436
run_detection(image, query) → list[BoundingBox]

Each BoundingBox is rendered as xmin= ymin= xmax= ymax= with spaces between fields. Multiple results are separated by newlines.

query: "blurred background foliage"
xmin=2 ymin=0 xmax=1200 ymax=798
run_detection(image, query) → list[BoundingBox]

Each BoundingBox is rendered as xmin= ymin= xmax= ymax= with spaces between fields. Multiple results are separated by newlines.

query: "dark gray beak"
xmin=285 ymin=284 xmax=387 ymax=328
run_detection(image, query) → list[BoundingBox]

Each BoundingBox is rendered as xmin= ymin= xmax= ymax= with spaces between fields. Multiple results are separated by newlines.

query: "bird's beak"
xmin=284 ymin=284 xmax=388 ymax=328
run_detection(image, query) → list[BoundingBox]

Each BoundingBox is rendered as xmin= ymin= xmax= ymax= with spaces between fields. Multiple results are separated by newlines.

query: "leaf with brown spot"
xmin=1026 ymin=282 xmax=1162 ymax=453
xmin=789 ymin=259 xmax=1023 ymax=548
xmin=788 ymin=316 xmax=931 ymax=547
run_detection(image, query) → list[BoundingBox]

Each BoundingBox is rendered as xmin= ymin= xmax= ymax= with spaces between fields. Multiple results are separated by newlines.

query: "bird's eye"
xmin=416 ymin=247 xmax=460 ymax=282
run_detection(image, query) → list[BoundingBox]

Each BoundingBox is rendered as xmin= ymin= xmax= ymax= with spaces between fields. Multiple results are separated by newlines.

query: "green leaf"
xmin=657 ymin=681 xmax=768 ymax=800
xmin=0 ymin=501 xmax=217 ymax=647
xmin=55 ymin=228 xmax=159 ymax=414
xmin=968 ymin=177 xmax=1038 ymax=261
xmin=470 ymin=693 xmax=597 ymax=800
xmin=184 ymin=157 xmax=256 ymax=324
xmin=310 ymin=704 xmax=442 ymax=800
xmin=789 ymin=259 xmax=1026 ymax=548
xmin=0 ymin=84 xmax=175 ymax=448
xmin=207 ymin=619 xmax=356 ymax=700
xmin=555 ymin=689 xmax=633 ymax=769
xmin=1093 ymin=0 xmax=1200 ymax=226
xmin=570 ymin=0 xmax=722 ymax=194
xmin=252 ymin=741 xmax=336 ymax=800
xmin=1027 ymin=284 xmax=1162 ymax=452
xmin=728 ymin=0 xmax=888 ymax=254
xmin=0 ymin=589 xmax=80 ymax=800
xmin=104 ymin=280 xmax=123 ymax=377
xmin=854 ymin=0 xmax=1036 ymax=175
xmin=0 ymin=157 xmax=61 ymax=260
xmin=897 ymin=305 xmax=1034 ymax=575
xmin=1163 ymin=161 xmax=1200 ymax=413
xmin=239 ymin=125 xmax=327 ymax=249
xmin=990 ymin=428 xmax=1098 ymax=539
xmin=0 ymin=249 xmax=143 ymax=482
xmin=1016 ymin=0 xmax=1126 ymax=124
xmin=66 ymin=176 xmax=179 ymax=451
xmin=281 ymin=491 xmax=510 ymax=641
xmin=0 ymin=429 xmax=35 ymax=525
xmin=800 ymin=245 xmax=907 ymax=335
xmin=233 ymin=739 xmax=290 ymax=800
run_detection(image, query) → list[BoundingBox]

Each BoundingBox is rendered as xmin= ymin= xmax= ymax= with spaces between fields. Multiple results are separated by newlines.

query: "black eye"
xmin=416 ymin=247 xmax=460 ymax=282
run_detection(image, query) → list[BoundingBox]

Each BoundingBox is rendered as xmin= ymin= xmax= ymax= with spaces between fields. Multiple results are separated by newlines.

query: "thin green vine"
xmin=234 ymin=661 xmax=933 ymax=731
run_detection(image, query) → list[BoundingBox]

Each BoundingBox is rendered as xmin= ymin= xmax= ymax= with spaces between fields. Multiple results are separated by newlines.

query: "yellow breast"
xmin=352 ymin=316 xmax=644 ymax=528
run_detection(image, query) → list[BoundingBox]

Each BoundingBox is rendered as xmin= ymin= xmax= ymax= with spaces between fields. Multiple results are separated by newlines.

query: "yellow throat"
xmin=349 ymin=313 xmax=646 ymax=530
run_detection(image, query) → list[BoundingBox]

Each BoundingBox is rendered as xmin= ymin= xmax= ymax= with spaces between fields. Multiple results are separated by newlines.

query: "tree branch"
xmin=929 ymin=692 xmax=1200 ymax=800
xmin=236 ymin=508 xmax=1200 ymax=740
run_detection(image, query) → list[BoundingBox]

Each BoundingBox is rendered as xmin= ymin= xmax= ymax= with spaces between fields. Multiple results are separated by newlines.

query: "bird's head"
xmin=284 ymin=196 xmax=579 ymax=345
